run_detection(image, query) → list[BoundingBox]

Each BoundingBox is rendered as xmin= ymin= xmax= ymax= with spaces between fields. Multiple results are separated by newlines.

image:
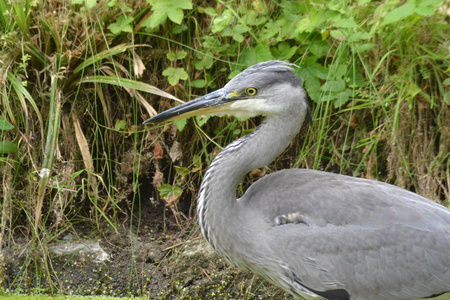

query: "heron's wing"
xmin=240 ymin=169 xmax=450 ymax=299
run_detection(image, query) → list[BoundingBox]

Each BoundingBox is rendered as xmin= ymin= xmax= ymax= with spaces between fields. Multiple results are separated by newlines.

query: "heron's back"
xmin=237 ymin=169 xmax=450 ymax=300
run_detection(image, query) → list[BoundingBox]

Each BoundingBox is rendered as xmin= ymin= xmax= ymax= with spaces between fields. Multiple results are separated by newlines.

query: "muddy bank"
xmin=3 ymin=228 xmax=292 ymax=299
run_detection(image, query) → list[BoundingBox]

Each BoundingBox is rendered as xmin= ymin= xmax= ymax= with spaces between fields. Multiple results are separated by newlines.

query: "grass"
xmin=0 ymin=296 xmax=145 ymax=300
xmin=0 ymin=0 xmax=449 ymax=297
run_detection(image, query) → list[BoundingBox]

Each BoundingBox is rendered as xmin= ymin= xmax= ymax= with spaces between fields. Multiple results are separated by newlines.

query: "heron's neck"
xmin=197 ymin=111 xmax=305 ymax=250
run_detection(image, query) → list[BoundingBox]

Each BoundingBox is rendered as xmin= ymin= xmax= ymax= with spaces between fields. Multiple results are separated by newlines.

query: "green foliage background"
xmin=0 ymin=0 xmax=449 ymax=295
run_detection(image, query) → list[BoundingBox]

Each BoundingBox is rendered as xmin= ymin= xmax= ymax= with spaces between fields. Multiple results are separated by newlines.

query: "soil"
xmin=2 ymin=202 xmax=293 ymax=299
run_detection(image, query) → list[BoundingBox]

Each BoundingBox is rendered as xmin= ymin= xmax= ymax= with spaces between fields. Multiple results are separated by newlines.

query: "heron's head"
xmin=143 ymin=60 xmax=311 ymax=125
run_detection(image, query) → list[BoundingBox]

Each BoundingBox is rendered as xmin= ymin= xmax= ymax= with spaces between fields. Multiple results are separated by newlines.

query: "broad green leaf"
xmin=334 ymin=18 xmax=358 ymax=28
xmin=194 ymin=54 xmax=213 ymax=70
xmin=174 ymin=166 xmax=190 ymax=180
xmin=416 ymin=0 xmax=442 ymax=16
xmin=334 ymin=89 xmax=353 ymax=108
xmin=166 ymin=51 xmax=187 ymax=61
xmin=273 ymin=42 xmax=297 ymax=60
xmin=114 ymin=120 xmax=126 ymax=131
xmin=195 ymin=115 xmax=209 ymax=127
xmin=348 ymin=32 xmax=373 ymax=42
xmin=0 ymin=141 xmax=18 ymax=154
xmin=157 ymin=184 xmax=183 ymax=200
xmin=237 ymin=43 xmax=273 ymax=67
xmin=332 ymin=64 xmax=348 ymax=79
xmin=190 ymin=79 xmax=206 ymax=88
xmin=211 ymin=9 xmax=233 ymax=33
xmin=172 ymin=24 xmax=188 ymax=34
xmin=168 ymin=8 xmax=183 ymax=24
xmin=381 ymin=1 xmax=416 ymax=26
xmin=108 ymin=15 xmax=133 ymax=35
xmin=192 ymin=154 xmax=202 ymax=171
xmin=162 ymin=67 xmax=189 ymax=86
xmin=300 ymin=57 xmax=329 ymax=80
xmin=202 ymin=7 xmax=218 ymax=17
xmin=353 ymin=43 xmax=375 ymax=53
xmin=0 ymin=117 xmax=14 ymax=130
xmin=174 ymin=119 xmax=187 ymax=131
xmin=144 ymin=0 xmax=192 ymax=28
xmin=330 ymin=30 xmax=346 ymax=40
xmin=309 ymin=41 xmax=330 ymax=58
xmin=72 ymin=0 xmax=96 ymax=9
xmin=321 ymin=79 xmax=346 ymax=92
xmin=259 ymin=22 xmax=279 ymax=40
xmin=444 ymin=92 xmax=450 ymax=105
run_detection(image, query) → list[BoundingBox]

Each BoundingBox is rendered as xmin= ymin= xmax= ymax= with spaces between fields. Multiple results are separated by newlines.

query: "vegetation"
xmin=0 ymin=0 xmax=448 ymax=297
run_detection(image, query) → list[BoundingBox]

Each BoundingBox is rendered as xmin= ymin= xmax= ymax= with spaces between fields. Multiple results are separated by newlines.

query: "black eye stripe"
xmin=245 ymin=87 xmax=257 ymax=95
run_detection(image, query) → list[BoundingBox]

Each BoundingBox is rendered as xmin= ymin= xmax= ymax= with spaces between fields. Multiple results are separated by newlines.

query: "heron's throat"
xmin=197 ymin=112 xmax=305 ymax=250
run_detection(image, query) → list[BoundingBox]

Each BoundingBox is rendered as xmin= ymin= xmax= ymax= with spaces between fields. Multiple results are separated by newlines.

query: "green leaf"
xmin=166 ymin=51 xmax=187 ymax=61
xmin=301 ymin=57 xmax=329 ymax=80
xmin=0 ymin=117 xmax=14 ymax=130
xmin=334 ymin=89 xmax=353 ymax=108
xmin=157 ymin=184 xmax=183 ymax=200
xmin=195 ymin=115 xmax=209 ymax=127
xmin=297 ymin=57 xmax=329 ymax=103
xmin=108 ymin=15 xmax=133 ymax=35
xmin=321 ymin=79 xmax=346 ymax=92
xmin=330 ymin=30 xmax=347 ymax=40
xmin=415 ymin=0 xmax=442 ymax=16
xmin=444 ymin=91 xmax=450 ymax=105
xmin=190 ymin=79 xmax=206 ymax=88
xmin=353 ymin=43 xmax=375 ymax=53
xmin=273 ymin=42 xmax=297 ymax=60
xmin=347 ymin=32 xmax=373 ymax=42
xmin=114 ymin=120 xmax=126 ymax=131
xmin=0 ymin=141 xmax=18 ymax=154
xmin=211 ymin=9 xmax=233 ymax=33
xmin=72 ymin=0 xmax=97 ymax=9
xmin=202 ymin=7 xmax=218 ymax=16
xmin=162 ymin=67 xmax=189 ymax=86
xmin=172 ymin=24 xmax=188 ymax=34
xmin=237 ymin=43 xmax=273 ymax=67
xmin=194 ymin=54 xmax=213 ymax=70
xmin=144 ymin=0 xmax=193 ymax=28
xmin=259 ymin=22 xmax=279 ymax=40
xmin=174 ymin=119 xmax=187 ymax=131
xmin=174 ymin=166 xmax=190 ymax=179
xmin=192 ymin=154 xmax=202 ymax=171
xmin=334 ymin=18 xmax=358 ymax=28
xmin=381 ymin=1 xmax=416 ymax=26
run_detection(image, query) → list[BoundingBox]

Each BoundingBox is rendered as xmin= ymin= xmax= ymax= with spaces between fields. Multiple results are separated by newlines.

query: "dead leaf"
xmin=153 ymin=142 xmax=164 ymax=160
xmin=152 ymin=170 xmax=164 ymax=188
xmin=349 ymin=114 xmax=358 ymax=128
xmin=249 ymin=168 xmax=266 ymax=179
xmin=169 ymin=141 xmax=182 ymax=162
xmin=133 ymin=51 xmax=146 ymax=78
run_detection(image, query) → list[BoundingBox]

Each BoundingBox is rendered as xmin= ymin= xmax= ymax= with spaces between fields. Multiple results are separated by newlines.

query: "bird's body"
xmin=144 ymin=61 xmax=450 ymax=300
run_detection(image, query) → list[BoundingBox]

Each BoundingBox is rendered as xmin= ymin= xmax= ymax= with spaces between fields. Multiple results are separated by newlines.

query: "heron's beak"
xmin=143 ymin=88 xmax=237 ymax=124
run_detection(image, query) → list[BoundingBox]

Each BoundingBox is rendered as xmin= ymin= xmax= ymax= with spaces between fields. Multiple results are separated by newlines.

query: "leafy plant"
xmin=0 ymin=117 xmax=17 ymax=154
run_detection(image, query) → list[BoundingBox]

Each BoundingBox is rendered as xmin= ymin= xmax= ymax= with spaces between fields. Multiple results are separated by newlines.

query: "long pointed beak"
xmin=143 ymin=88 xmax=235 ymax=124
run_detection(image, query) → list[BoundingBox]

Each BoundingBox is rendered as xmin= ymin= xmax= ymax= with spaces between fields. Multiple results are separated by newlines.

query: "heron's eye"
xmin=245 ymin=87 xmax=258 ymax=96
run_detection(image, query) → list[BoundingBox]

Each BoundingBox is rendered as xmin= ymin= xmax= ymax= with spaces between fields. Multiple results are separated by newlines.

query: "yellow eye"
xmin=245 ymin=87 xmax=258 ymax=96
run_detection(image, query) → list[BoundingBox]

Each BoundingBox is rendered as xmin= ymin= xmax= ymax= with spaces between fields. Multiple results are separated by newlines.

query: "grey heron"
xmin=143 ymin=61 xmax=450 ymax=300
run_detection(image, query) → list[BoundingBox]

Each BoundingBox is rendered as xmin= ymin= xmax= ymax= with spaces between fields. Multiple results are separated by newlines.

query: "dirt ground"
xmin=2 ymin=202 xmax=293 ymax=299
